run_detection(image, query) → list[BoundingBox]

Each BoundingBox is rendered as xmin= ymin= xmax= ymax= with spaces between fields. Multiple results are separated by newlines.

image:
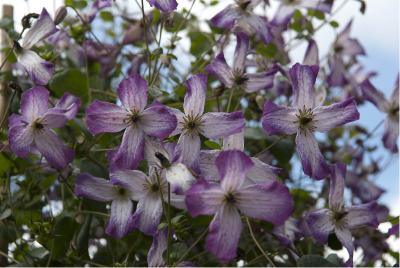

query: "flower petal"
xmin=298 ymin=0 xmax=333 ymax=13
xmin=345 ymin=202 xmax=378 ymax=229
xmin=233 ymin=32 xmax=249 ymax=73
xmin=334 ymin=227 xmax=354 ymax=267
xmin=110 ymin=169 xmax=148 ymax=200
xmin=223 ymin=130 xmax=244 ymax=150
xmin=210 ymin=5 xmax=239 ymax=29
xmin=205 ymin=53 xmax=234 ymax=88
xmin=20 ymin=86 xmax=49 ymax=122
xmin=147 ymin=0 xmax=178 ymax=13
xmin=313 ymin=98 xmax=360 ymax=132
xmin=34 ymin=129 xmax=74 ymax=169
xmin=361 ymin=79 xmax=389 ymax=112
xmin=303 ymin=39 xmax=319 ymax=65
xmin=54 ymin=93 xmax=81 ymax=120
xmin=327 ymin=55 xmax=347 ymax=87
xmin=86 ymin=100 xmax=129 ymax=135
xmin=185 ymin=180 xmax=224 ymax=216
xmin=205 ymin=205 xmax=243 ymax=262
xmin=199 ymin=150 xmax=220 ymax=181
xmin=247 ymin=158 xmax=280 ymax=183
xmin=262 ymin=101 xmax=298 ymax=135
xmin=117 ymin=74 xmax=148 ymax=111
xmin=184 ymin=74 xmax=207 ymax=117
xmin=74 ymin=173 xmax=115 ymax=202
xmin=200 ymin=111 xmax=245 ymax=139
xmin=111 ymin=126 xmax=145 ymax=169
xmin=40 ymin=108 xmax=69 ymax=128
xmin=8 ymin=115 xmax=34 ymax=157
xmin=245 ymin=69 xmax=277 ymax=93
xmin=18 ymin=50 xmax=54 ymax=85
xmin=236 ymin=181 xmax=293 ymax=225
xmin=174 ymin=132 xmax=201 ymax=168
xmin=289 ymin=63 xmax=319 ymax=109
xmin=328 ymin=163 xmax=346 ymax=210
xmin=166 ymin=163 xmax=196 ymax=194
xmin=305 ymin=208 xmax=335 ymax=243
xmin=130 ymin=192 xmax=163 ymax=235
xmin=147 ymin=228 xmax=168 ymax=267
xmin=243 ymin=15 xmax=272 ymax=44
xmin=271 ymin=4 xmax=295 ymax=26
xmin=382 ymin=117 xmax=399 ymax=153
xmin=140 ymin=103 xmax=177 ymax=138
xmin=216 ymin=150 xmax=253 ymax=191
xmin=295 ymin=130 xmax=330 ymax=180
xmin=21 ymin=8 xmax=57 ymax=49
xmin=106 ymin=199 xmax=133 ymax=238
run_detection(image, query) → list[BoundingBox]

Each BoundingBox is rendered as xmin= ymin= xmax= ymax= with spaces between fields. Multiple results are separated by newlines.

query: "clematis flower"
xmin=206 ymin=32 xmax=277 ymax=93
xmin=262 ymin=63 xmax=360 ymax=179
xmin=8 ymin=87 xmax=79 ymax=170
xmin=303 ymin=39 xmax=319 ymax=66
xmin=305 ymin=163 xmax=378 ymax=266
xmin=16 ymin=8 xmax=57 ymax=85
xmin=185 ymin=150 xmax=293 ymax=262
xmin=327 ymin=20 xmax=366 ymax=87
xmin=361 ymin=75 xmax=399 ymax=153
xmin=86 ymin=74 xmax=177 ymax=169
xmin=210 ymin=0 xmax=271 ymax=44
xmin=113 ymin=169 xmax=185 ymax=235
xmin=170 ymin=74 xmax=245 ymax=169
xmin=346 ymin=171 xmax=384 ymax=203
xmin=199 ymin=130 xmax=281 ymax=184
xmin=147 ymin=0 xmax=178 ymax=13
xmin=75 ymin=170 xmax=184 ymax=238
xmin=147 ymin=227 xmax=168 ymax=267
xmin=271 ymin=0 xmax=333 ymax=26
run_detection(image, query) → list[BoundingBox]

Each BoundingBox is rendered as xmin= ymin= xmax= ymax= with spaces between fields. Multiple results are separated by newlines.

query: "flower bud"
xmin=21 ymin=13 xmax=39 ymax=29
xmin=54 ymin=6 xmax=68 ymax=25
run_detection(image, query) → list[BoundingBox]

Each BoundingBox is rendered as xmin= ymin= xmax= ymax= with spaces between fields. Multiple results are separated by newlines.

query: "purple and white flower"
xmin=262 ymin=63 xmax=360 ymax=179
xmin=206 ymin=32 xmax=277 ymax=93
xmin=210 ymin=0 xmax=272 ymax=44
xmin=86 ymin=74 xmax=177 ymax=169
xmin=16 ymin=8 xmax=57 ymax=85
xmin=186 ymin=150 xmax=293 ymax=262
xmin=361 ymin=75 xmax=399 ymax=153
xmin=170 ymin=74 xmax=245 ymax=169
xmin=305 ymin=163 xmax=378 ymax=266
xmin=271 ymin=0 xmax=333 ymax=26
xmin=8 ymin=87 xmax=79 ymax=170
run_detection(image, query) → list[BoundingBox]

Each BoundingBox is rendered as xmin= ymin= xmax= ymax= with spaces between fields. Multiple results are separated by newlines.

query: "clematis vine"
xmin=206 ymin=32 xmax=277 ymax=93
xmin=262 ymin=63 xmax=360 ymax=179
xmin=8 ymin=86 xmax=80 ymax=170
xmin=210 ymin=0 xmax=271 ymax=44
xmin=86 ymin=74 xmax=177 ymax=169
xmin=305 ymin=163 xmax=378 ymax=266
xmin=170 ymin=74 xmax=245 ymax=169
xmin=361 ymin=75 xmax=399 ymax=152
xmin=186 ymin=150 xmax=293 ymax=261
xmin=15 ymin=8 xmax=57 ymax=85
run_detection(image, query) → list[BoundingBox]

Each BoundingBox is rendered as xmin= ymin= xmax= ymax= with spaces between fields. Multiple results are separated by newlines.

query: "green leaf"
xmin=0 ymin=153 xmax=12 ymax=175
xmin=75 ymin=214 xmax=92 ymax=257
xmin=49 ymin=68 xmax=89 ymax=102
xmin=0 ymin=208 xmax=11 ymax=220
xmin=328 ymin=233 xmax=342 ymax=250
xmin=188 ymin=32 xmax=212 ymax=57
xmin=100 ymin=11 xmax=114 ymax=22
xmin=204 ymin=140 xmax=221 ymax=150
xmin=297 ymin=255 xmax=338 ymax=267
xmin=48 ymin=216 xmax=77 ymax=259
xmin=256 ymin=43 xmax=277 ymax=58
xmin=330 ymin=20 xmax=339 ymax=28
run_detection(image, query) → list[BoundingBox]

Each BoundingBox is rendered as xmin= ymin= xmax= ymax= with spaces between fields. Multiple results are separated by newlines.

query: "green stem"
xmin=166 ymin=183 xmax=172 ymax=266
xmin=173 ymin=228 xmax=208 ymax=266
xmin=245 ymin=217 xmax=275 ymax=267
xmin=255 ymin=136 xmax=286 ymax=157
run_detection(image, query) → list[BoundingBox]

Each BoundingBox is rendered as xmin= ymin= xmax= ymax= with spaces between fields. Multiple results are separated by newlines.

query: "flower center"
xmin=130 ymin=111 xmax=140 ymax=124
xmin=114 ymin=185 xmax=127 ymax=197
xmin=233 ymin=69 xmax=249 ymax=87
xmin=332 ymin=209 xmax=348 ymax=229
xmin=296 ymin=106 xmax=315 ymax=131
xmin=183 ymin=114 xmax=203 ymax=133
xmin=388 ymin=105 xmax=399 ymax=118
xmin=224 ymin=192 xmax=236 ymax=204
xmin=237 ymin=0 xmax=251 ymax=11
xmin=334 ymin=44 xmax=344 ymax=53
xmin=32 ymin=120 xmax=44 ymax=131
xmin=150 ymin=183 xmax=159 ymax=192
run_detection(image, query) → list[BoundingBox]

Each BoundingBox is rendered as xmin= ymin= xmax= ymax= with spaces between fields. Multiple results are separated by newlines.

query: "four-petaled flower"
xmin=147 ymin=0 xmax=178 ymax=13
xmin=305 ymin=163 xmax=378 ymax=266
xmin=86 ymin=74 xmax=177 ymax=169
xmin=206 ymin=32 xmax=277 ymax=93
xmin=170 ymin=74 xmax=245 ymax=169
xmin=361 ymin=75 xmax=399 ymax=153
xmin=8 ymin=86 xmax=80 ymax=170
xmin=16 ymin=8 xmax=57 ymax=85
xmin=262 ymin=63 xmax=360 ymax=179
xmin=185 ymin=150 xmax=293 ymax=261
